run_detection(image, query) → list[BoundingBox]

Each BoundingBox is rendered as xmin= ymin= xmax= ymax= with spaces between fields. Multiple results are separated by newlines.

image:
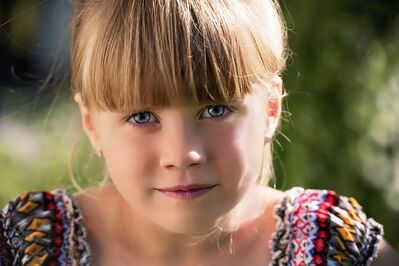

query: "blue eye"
xmin=128 ymin=112 xmax=158 ymax=125
xmin=200 ymin=105 xmax=232 ymax=120
xmin=127 ymin=105 xmax=232 ymax=126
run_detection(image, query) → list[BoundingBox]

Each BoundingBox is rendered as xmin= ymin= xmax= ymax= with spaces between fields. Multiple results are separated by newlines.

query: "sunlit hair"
xmin=70 ymin=0 xmax=287 ymax=185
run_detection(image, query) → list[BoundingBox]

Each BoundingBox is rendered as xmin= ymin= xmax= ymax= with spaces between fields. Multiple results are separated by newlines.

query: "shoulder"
xmin=270 ymin=187 xmax=384 ymax=265
xmin=73 ymin=184 xmax=121 ymax=234
xmin=372 ymin=238 xmax=399 ymax=265
xmin=0 ymin=189 xmax=91 ymax=265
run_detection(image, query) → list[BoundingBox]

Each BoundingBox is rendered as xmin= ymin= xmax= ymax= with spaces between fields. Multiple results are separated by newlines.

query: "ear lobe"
xmin=267 ymin=97 xmax=280 ymax=118
xmin=74 ymin=93 xmax=98 ymax=148
xmin=265 ymin=76 xmax=283 ymax=139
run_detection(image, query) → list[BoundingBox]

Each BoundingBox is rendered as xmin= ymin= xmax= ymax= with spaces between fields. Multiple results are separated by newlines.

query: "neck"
xmin=112 ymin=185 xmax=274 ymax=262
xmin=116 ymin=202 xmax=231 ymax=261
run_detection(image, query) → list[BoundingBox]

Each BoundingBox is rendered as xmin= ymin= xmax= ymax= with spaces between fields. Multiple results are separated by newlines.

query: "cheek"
xmin=100 ymin=130 xmax=157 ymax=196
xmin=208 ymin=118 xmax=264 ymax=191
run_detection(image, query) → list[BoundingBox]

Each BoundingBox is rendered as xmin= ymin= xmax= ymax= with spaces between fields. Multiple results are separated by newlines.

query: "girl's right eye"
xmin=127 ymin=112 xmax=158 ymax=126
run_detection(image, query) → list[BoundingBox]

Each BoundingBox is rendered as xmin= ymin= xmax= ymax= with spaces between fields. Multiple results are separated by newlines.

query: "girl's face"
xmin=77 ymin=84 xmax=280 ymax=235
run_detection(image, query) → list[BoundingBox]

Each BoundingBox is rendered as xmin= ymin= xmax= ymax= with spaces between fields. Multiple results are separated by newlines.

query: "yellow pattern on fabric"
xmin=25 ymin=243 xmax=45 ymax=255
xmin=332 ymin=250 xmax=350 ymax=264
xmin=27 ymin=218 xmax=50 ymax=230
xmin=25 ymin=254 xmax=49 ymax=266
xmin=348 ymin=209 xmax=361 ymax=223
xmin=336 ymin=226 xmax=355 ymax=241
xmin=17 ymin=201 xmax=39 ymax=214
xmin=19 ymin=192 xmax=29 ymax=201
xmin=348 ymin=197 xmax=361 ymax=209
xmin=25 ymin=231 xmax=47 ymax=242
xmin=334 ymin=235 xmax=346 ymax=250
xmin=337 ymin=211 xmax=354 ymax=226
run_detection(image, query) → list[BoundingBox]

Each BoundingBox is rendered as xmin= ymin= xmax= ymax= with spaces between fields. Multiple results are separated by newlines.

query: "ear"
xmin=74 ymin=93 xmax=99 ymax=150
xmin=265 ymin=76 xmax=282 ymax=140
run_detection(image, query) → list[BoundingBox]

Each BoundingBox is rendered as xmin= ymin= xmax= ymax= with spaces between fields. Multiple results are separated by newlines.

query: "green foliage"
xmin=0 ymin=90 xmax=105 ymax=203
xmin=274 ymin=0 xmax=399 ymax=249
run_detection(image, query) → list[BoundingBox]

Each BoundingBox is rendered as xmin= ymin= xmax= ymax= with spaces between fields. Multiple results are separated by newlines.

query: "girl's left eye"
xmin=199 ymin=105 xmax=232 ymax=120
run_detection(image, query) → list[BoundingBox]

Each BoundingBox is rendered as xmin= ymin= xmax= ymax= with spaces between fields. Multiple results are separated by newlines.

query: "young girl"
xmin=0 ymin=0 xmax=396 ymax=265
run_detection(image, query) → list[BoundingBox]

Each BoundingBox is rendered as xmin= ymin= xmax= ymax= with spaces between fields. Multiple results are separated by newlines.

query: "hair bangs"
xmin=71 ymin=0 xmax=286 ymax=113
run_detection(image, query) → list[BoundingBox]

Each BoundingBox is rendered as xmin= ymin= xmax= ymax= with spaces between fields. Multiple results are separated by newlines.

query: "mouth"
xmin=154 ymin=184 xmax=218 ymax=200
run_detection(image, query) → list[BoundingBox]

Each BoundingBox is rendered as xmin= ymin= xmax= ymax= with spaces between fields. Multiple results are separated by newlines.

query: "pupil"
xmin=136 ymin=112 xmax=149 ymax=123
xmin=210 ymin=106 xmax=223 ymax=116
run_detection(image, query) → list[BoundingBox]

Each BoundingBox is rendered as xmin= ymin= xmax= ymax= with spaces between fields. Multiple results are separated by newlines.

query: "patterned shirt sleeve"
xmin=269 ymin=187 xmax=384 ymax=266
xmin=1 ymin=210 xmax=5 ymax=265
xmin=1 ymin=202 xmax=12 ymax=266
xmin=0 ymin=190 xmax=91 ymax=266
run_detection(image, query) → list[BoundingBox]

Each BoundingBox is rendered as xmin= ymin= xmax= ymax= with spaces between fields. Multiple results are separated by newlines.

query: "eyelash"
xmin=126 ymin=105 xmax=234 ymax=127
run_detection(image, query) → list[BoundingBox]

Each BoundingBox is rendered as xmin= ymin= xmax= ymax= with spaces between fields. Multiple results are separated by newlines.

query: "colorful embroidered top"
xmin=269 ymin=188 xmax=383 ymax=265
xmin=0 ymin=187 xmax=383 ymax=265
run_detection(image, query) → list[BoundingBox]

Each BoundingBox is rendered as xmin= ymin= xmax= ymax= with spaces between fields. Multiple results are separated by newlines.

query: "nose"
xmin=159 ymin=124 xmax=206 ymax=170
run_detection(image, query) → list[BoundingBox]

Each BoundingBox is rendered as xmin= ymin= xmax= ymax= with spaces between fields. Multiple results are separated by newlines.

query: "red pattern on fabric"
xmin=312 ymin=190 xmax=338 ymax=265
xmin=43 ymin=192 xmax=64 ymax=265
xmin=291 ymin=191 xmax=320 ymax=265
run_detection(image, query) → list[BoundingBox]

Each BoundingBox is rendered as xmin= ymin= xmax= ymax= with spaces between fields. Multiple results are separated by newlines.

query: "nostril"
xmin=160 ymin=151 xmax=206 ymax=169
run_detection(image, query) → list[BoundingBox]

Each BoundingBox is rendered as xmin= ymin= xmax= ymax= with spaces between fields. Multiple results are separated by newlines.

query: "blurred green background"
xmin=0 ymin=0 xmax=398 ymax=250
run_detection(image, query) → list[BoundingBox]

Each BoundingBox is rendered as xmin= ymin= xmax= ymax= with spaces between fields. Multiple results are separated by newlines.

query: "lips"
xmin=155 ymin=184 xmax=217 ymax=200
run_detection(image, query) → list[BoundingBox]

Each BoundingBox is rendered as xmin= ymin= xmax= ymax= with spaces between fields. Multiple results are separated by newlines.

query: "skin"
xmin=73 ymin=76 xmax=399 ymax=265
xmin=372 ymin=240 xmax=399 ymax=266
xmin=74 ymin=78 xmax=283 ymax=265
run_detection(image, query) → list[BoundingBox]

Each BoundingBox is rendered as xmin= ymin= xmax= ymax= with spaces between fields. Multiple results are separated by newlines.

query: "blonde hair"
xmin=70 ymin=0 xmax=287 ymax=186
